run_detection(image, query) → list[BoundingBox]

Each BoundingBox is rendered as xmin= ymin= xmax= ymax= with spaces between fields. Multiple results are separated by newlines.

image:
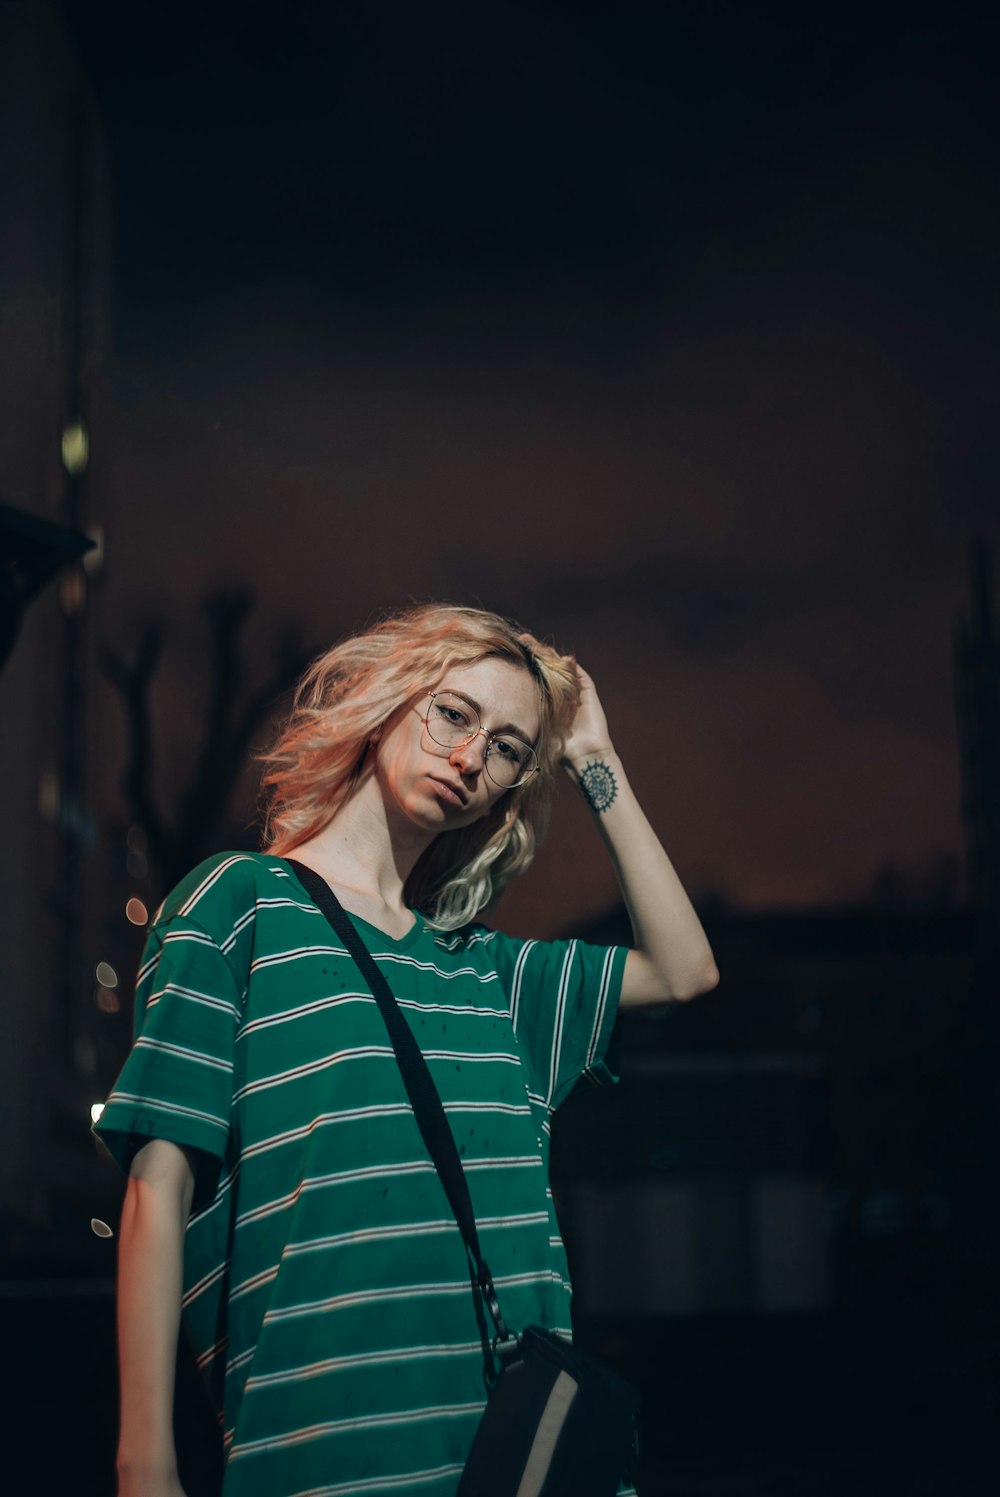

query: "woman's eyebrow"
xmin=446 ymin=690 xmax=534 ymax=744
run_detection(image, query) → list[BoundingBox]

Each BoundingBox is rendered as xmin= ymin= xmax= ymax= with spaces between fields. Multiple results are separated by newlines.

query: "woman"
xmin=96 ymin=603 xmax=718 ymax=1497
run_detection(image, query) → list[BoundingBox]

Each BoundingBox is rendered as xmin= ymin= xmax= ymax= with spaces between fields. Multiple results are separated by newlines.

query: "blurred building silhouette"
xmin=557 ymin=852 xmax=993 ymax=1493
xmin=954 ymin=541 xmax=1000 ymax=1230
xmin=556 ymin=906 xmax=978 ymax=1321
xmin=0 ymin=0 xmax=110 ymax=1255
xmin=955 ymin=543 xmax=1000 ymax=913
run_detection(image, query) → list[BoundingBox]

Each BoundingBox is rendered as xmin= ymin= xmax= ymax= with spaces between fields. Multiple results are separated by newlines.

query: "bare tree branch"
xmin=102 ymin=623 xmax=171 ymax=877
xmin=104 ymin=598 xmax=323 ymax=895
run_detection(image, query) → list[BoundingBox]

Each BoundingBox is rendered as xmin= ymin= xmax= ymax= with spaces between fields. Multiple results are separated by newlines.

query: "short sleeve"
xmin=94 ymin=916 xmax=242 ymax=1173
xmin=485 ymin=930 xmax=628 ymax=1110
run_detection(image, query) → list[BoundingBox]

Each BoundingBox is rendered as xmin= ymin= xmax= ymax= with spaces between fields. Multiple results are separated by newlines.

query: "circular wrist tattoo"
xmin=579 ymin=759 xmax=618 ymax=814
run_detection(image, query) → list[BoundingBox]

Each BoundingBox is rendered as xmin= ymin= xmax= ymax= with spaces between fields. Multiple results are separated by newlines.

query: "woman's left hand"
xmin=560 ymin=666 xmax=616 ymax=769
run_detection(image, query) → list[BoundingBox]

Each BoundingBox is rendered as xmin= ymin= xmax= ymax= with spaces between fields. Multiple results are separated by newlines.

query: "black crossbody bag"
xmin=288 ymin=862 xmax=640 ymax=1497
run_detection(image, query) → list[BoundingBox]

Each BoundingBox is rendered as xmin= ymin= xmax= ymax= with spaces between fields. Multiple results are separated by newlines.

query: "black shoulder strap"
xmin=286 ymin=859 xmax=512 ymax=1344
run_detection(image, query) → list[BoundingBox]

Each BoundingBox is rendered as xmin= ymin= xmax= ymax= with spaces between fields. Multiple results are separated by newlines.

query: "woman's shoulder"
xmin=151 ymin=851 xmax=292 ymax=934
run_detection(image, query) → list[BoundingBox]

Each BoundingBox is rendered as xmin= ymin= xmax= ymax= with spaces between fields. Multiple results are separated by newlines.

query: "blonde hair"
xmin=260 ymin=603 xmax=580 ymax=928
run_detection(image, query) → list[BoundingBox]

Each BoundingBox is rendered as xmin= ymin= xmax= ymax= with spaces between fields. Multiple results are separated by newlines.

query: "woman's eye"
xmin=493 ymin=737 xmax=523 ymax=763
xmin=437 ymin=704 xmax=469 ymax=727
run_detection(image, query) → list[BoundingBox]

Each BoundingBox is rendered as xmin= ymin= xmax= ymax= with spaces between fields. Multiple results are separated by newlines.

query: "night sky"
xmin=58 ymin=0 xmax=1000 ymax=932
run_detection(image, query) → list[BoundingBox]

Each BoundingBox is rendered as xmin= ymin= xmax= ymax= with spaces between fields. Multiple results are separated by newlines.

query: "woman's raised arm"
xmin=560 ymin=666 xmax=719 ymax=1008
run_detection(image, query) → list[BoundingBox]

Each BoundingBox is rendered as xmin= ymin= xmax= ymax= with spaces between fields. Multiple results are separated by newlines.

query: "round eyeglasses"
xmin=423 ymin=690 xmax=540 ymax=789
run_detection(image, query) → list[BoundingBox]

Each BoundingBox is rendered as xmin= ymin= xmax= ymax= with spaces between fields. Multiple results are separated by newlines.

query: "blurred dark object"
xmin=954 ymin=539 xmax=1000 ymax=1233
xmin=0 ymin=500 xmax=95 ymax=675
xmin=954 ymin=539 xmax=1000 ymax=914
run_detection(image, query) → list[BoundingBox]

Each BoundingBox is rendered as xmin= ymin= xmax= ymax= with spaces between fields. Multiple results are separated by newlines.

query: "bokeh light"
xmin=125 ymin=896 xmax=148 ymax=926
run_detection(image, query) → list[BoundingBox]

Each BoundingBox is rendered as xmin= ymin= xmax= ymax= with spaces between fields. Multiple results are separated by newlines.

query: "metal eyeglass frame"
xmin=423 ymin=690 xmax=540 ymax=789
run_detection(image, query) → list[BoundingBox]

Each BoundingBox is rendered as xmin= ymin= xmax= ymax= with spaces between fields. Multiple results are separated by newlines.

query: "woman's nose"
xmin=450 ymin=731 xmax=488 ymax=775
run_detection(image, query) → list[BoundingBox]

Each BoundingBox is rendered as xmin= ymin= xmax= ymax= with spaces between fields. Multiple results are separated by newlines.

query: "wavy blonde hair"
xmin=260 ymin=603 xmax=581 ymax=928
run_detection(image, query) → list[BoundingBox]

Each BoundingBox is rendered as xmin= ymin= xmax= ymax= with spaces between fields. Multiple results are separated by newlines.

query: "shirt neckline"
xmin=279 ymin=857 xmax=427 ymax=953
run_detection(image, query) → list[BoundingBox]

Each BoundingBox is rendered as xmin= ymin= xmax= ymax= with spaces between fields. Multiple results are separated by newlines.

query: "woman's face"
xmin=373 ymin=656 xmax=542 ymax=838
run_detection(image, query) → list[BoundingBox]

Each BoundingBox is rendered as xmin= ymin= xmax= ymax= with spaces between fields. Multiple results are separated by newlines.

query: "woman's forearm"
xmin=558 ymin=667 xmax=717 ymax=1007
xmin=565 ymin=745 xmax=719 ymax=1005
xmin=116 ymin=1139 xmax=195 ymax=1496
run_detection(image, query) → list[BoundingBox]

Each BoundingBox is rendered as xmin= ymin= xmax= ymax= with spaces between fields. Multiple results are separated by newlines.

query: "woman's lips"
xmin=430 ymin=777 xmax=467 ymax=807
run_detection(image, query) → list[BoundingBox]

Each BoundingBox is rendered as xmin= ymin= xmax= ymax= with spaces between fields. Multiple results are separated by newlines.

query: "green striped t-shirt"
xmin=96 ymin=852 xmax=627 ymax=1497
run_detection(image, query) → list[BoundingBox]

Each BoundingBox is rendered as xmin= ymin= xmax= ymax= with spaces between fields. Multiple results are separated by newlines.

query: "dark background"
xmin=55 ymin=0 xmax=1000 ymax=920
xmin=4 ymin=1 xmax=999 ymax=1492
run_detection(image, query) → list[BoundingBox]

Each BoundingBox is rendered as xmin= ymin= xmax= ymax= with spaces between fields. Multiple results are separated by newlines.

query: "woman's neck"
xmin=288 ymin=778 xmax=430 ymax=917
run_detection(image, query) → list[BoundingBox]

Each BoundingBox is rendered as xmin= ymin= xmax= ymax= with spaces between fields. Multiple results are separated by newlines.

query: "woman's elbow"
xmin=671 ymin=958 xmax=720 ymax=1003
